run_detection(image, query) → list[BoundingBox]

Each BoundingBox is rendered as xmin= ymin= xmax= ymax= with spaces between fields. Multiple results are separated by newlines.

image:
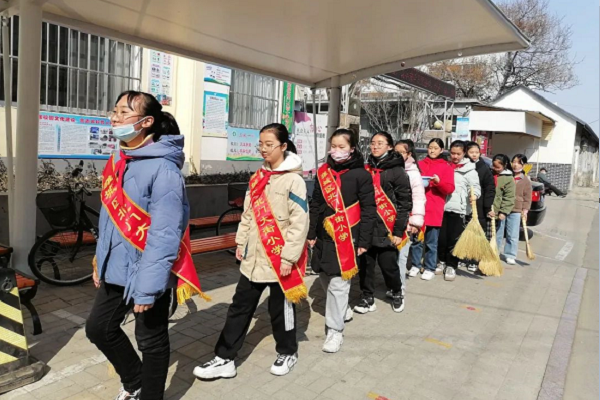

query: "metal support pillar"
xmin=326 ymin=76 xmax=341 ymax=152
xmin=2 ymin=17 xmax=14 ymax=248
xmin=311 ymin=88 xmax=319 ymax=174
xmin=11 ymin=0 xmax=43 ymax=273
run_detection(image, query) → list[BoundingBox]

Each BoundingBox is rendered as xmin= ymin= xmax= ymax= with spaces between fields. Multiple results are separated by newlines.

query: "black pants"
xmin=358 ymin=246 xmax=402 ymax=297
xmin=86 ymin=283 xmax=171 ymax=400
xmin=215 ymin=274 xmax=297 ymax=360
xmin=544 ymin=183 xmax=564 ymax=196
xmin=438 ymin=211 xmax=466 ymax=268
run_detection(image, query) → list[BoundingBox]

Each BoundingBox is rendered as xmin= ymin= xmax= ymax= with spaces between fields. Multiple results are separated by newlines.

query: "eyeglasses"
xmin=107 ymin=111 xmax=141 ymax=122
xmin=370 ymin=142 xmax=388 ymax=148
xmin=255 ymin=143 xmax=282 ymax=152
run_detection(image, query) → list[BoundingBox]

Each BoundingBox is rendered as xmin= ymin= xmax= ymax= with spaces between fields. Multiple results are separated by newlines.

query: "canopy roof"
xmin=28 ymin=0 xmax=528 ymax=88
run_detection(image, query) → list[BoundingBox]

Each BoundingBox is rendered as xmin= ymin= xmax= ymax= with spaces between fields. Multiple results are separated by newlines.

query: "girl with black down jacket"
xmin=308 ymin=129 xmax=377 ymax=354
xmin=355 ymin=132 xmax=412 ymax=315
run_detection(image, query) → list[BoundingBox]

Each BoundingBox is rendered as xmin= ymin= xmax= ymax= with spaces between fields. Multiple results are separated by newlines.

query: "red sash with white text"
xmin=101 ymin=154 xmax=209 ymax=304
xmin=249 ymin=169 xmax=308 ymax=303
xmin=317 ymin=163 xmax=360 ymax=280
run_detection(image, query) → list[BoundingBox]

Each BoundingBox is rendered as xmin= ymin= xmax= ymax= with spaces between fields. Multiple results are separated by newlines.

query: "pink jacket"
xmin=405 ymin=157 xmax=426 ymax=228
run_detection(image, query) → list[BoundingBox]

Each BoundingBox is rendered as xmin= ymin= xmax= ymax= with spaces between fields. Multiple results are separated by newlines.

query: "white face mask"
xmin=112 ymin=117 xmax=148 ymax=142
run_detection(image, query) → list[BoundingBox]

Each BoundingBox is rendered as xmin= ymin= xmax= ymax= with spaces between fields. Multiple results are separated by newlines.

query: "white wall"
xmin=491 ymin=133 xmax=537 ymax=161
xmin=494 ymin=89 xmax=576 ymax=165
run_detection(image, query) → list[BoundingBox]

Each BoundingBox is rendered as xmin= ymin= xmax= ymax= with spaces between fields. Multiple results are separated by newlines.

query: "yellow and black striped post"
xmin=0 ymin=268 xmax=45 ymax=394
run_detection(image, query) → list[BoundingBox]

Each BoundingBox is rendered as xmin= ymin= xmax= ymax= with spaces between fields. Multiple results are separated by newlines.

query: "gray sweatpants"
xmin=319 ymin=272 xmax=351 ymax=332
xmin=397 ymin=238 xmax=411 ymax=290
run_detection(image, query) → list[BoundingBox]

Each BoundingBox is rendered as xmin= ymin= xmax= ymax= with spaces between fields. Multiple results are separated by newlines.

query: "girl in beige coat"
xmin=194 ymin=124 xmax=309 ymax=380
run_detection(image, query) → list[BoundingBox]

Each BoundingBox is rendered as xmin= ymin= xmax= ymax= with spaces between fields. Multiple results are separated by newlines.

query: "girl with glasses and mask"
xmin=353 ymin=132 xmax=411 ymax=316
xmin=194 ymin=123 xmax=309 ymax=380
xmin=308 ymin=129 xmax=376 ymax=353
xmin=87 ymin=91 xmax=198 ymax=400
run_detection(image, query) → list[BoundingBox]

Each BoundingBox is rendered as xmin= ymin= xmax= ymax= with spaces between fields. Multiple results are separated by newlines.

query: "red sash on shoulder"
xmin=364 ymin=165 xmax=409 ymax=250
xmin=249 ymin=169 xmax=308 ymax=303
xmin=317 ymin=163 xmax=360 ymax=280
xmin=101 ymin=153 xmax=209 ymax=304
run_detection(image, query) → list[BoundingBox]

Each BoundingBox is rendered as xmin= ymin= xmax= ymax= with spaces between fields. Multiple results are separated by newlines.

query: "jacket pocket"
xmin=275 ymin=214 xmax=290 ymax=231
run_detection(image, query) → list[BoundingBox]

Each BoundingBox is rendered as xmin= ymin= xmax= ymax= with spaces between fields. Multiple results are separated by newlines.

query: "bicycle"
xmin=215 ymin=183 xmax=246 ymax=254
xmin=29 ymin=172 xmax=99 ymax=286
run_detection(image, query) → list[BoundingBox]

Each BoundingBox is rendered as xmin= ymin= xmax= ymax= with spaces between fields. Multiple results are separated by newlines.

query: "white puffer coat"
xmin=444 ymin=158 xmax=481 ymax=216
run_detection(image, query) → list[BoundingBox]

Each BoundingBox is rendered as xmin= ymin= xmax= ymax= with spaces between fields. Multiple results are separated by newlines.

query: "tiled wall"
xmin=530 ymin=163 xmax=572 ymax=192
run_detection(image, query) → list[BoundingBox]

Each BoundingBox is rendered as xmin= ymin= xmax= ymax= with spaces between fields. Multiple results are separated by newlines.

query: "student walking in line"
xmin=393 ymin=139 xmax=426 ymax=298
xmin=495 ymin=154 xmax=532 ymax=265
xmin=193 ymin=123 xmax=309 ymax=379
xmin=463 ymin=141 xmax=496 ymax=272
xmin=488 ymin=154 xmax=517 ymax=242
xmin=86 ymin=91 xmax=196 ymax=400
xmin=408 ymin=138 xmax=455 ymax=281
xmin=308 ymin=128 xmax=376 ymax=353
xmin=354 ymin=132 xmax=412 ymax=315
xmin=437 ymin=141 xmax=481 ymax=281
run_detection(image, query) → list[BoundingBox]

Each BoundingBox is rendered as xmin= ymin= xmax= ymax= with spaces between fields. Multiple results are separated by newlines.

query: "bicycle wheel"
xmin=216 ymin=207 xmax=243 ymax=255
xmin=28 ymin=228 xmax=96 ymax=286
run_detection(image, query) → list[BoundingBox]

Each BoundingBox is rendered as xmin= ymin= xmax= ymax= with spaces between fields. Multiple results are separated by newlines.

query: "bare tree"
xmin=428 ymin=0 xmax=578 ymax=101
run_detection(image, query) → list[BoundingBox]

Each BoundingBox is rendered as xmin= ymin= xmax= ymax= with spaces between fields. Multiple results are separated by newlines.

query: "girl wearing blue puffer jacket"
xmin=86 ymin=91 xmax=189 ymax=400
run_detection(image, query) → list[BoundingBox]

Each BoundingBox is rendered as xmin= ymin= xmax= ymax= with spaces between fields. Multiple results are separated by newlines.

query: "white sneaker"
xmin=467 ymin=264 xmax=478 ymax=272
xmin=270 ymin=353 xmax=298 ymax=376
xmin=444 ymin=266 xmax=456 ymax=281
xmin=115 ymin=387 xmax=140 ymax=400
xmin=193 ymin=356 xmax=237 ymax=380
xmin=322 ymin=330 xmax=344 ymax=353
xmin=421 ymin=270 xmax=435 ymax=281
xmin=435 ymin=262 xmax=446 ymax=275
xmin=506 ymin=258 xmax=517 ymax=265
xmin=408 ymin=267 xmax=420 ymax=277
xmin=458 ymin=261 xmax=468 ymax=269
xmin=344 ymin=306 xmax=354 ymax=322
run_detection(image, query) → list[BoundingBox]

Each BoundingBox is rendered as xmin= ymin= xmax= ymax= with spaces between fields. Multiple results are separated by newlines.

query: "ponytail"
xmin=115 ymin=90 xmax=180 ymax=140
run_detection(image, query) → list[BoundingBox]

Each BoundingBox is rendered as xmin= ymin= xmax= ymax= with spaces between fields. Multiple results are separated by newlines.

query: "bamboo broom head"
xmin=522 ymin=214 xmax=536 ymax=260
xmin=489 ymin=206 xmax=499 ymax=256
xmin=452 ymin=187 xmax=496 ymax=262
xmin=479 ymin=254 xmax=504 ymax=276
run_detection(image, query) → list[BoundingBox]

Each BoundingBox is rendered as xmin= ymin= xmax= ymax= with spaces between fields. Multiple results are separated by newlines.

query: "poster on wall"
xmin=204 ymin=64 xmax=232 ymax=86
xmin=293 ymin=112 xmax=327 ymax=175
xmin=38 ymin=112 xmax=116 ymax=159
xmin=452 ymin=117 xmax=470 ymax=141
xmin=472 ymin=131 xmax=490 ymax=156
xmin=148 ymin=50 xmax=173 ymax=106
xmin=202 ymin=91 xmax=229 ymax=137
xmin=226 ymin=126 xmax=262 ymax=161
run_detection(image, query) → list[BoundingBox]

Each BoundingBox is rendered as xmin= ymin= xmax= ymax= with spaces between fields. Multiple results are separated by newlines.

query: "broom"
xmin=522 ymin=213 xmax=536 ymax=260
xmin=478 ymin=207 xmax=503 ymax=276
xmin=452 ymin=187 xmax=496 ymax=262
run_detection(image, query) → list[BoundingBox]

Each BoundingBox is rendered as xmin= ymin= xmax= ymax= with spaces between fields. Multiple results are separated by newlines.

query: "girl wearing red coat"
xmin=408 ymin=138 xmax=455 ymax=281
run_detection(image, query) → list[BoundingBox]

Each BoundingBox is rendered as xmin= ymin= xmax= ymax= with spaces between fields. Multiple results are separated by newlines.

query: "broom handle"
xmin=470 ymin=186 xmax=477 ymax=220
xmin=490 ymin=206 xmax=496 ymax=237
xmin=522 ymin=214 xmax=530 ymax=244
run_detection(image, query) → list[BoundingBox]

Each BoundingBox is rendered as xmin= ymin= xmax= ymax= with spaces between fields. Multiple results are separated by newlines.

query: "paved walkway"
xmin=1 ymin=191 xmax=597 ymax=400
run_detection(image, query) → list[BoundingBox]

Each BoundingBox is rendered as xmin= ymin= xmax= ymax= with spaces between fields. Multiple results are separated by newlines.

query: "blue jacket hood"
xmin=123 ymin=135 xmax=185 ymax=170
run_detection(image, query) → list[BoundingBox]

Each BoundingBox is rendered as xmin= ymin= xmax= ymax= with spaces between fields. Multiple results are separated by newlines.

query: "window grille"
xmin=229 ymin=69 xmax=280 ymax=130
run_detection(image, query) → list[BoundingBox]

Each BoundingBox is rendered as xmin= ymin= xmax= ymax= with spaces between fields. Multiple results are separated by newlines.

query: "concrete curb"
xmin=537 ymin=267 xmax=588 ymax=400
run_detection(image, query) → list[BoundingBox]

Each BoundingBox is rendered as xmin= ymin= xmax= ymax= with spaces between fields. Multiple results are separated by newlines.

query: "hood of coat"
xmin=453 ymin=158 xmax=476 ymax=174
xmin=367 ymin=151 xmax=405 ymax=170
xmin=327 ymin=150 xmax=365 ymax=171
xmin=122 ymin=135 xmax=185 ymax=170
xmin=404 ymin=156 xmax=419 ymax=172
xmin=263 ymin=151 xmax=303 ymax=174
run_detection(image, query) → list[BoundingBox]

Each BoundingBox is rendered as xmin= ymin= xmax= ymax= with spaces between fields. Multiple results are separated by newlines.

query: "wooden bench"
xmin=189 ymin=233 xmax=237 ymax=255
xmin=188 ymin=213 xmax=242 ymax=229
xmin=0 ymin=244 xmax=42 ymax=335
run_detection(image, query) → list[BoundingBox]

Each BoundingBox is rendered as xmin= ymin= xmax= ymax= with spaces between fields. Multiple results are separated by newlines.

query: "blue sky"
xmin=539 ymin=1 xmax=599 ymax=134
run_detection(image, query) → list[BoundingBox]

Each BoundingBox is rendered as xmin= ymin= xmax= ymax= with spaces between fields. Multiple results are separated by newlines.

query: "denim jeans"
xmin=398 ymin=238 xmax=412 ymax=289
xmin=497 ymin=212 xmax=521 ymax=259
xmin=411 ymin=227 xmax=440 ymax=272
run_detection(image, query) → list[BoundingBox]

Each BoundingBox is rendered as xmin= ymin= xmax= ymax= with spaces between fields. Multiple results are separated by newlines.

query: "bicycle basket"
xmin=36 ymin=191 xmax=77 ymax=228
xmin=227 ymin=183 xmax=248 ymax=207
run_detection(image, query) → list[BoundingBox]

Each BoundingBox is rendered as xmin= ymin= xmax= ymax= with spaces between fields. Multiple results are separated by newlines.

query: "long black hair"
xmin=116 ymin=91 xmax=179 ymax=140
xmin=396 ymin=139 xmax=421 ymax=171
xmin=512 ymin=153 xmax=528 ymax=165
xmin=450 ymin=140 xmax=467 ymax=154
xmin=492 ymin=154 xmax=513 ymax=172
xmin=330 ymin=128 xmax=358 ymax=148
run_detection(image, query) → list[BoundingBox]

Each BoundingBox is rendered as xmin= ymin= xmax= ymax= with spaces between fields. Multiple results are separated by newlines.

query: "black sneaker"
xmin=353 ymin=296 xmax=376 ymax=314
xmin=392 ymin=293 xmax=405 ymax=313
